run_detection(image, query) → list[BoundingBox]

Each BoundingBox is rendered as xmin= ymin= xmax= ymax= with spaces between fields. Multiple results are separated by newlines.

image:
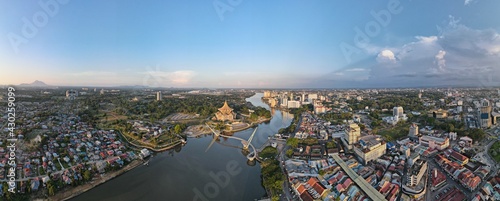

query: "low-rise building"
xmin=419 ymin=135 xmax=449 ymax=150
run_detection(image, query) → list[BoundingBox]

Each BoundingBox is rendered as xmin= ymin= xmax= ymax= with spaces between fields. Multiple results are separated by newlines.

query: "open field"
xmin=184 ymin=125 xmax=212 ymax=137
xmin=164 ymin=113 xmax=200 ymax=121
xmin=489 ymin=141 xmax=500 ymax=163
xmin=100 ymin=111 xmax=128 ymax=122
xmin=376 ymin=123 xmax=410 ymax=142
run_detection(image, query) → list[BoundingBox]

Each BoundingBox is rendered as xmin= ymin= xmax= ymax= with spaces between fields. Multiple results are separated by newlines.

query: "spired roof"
xmin=218 ymin=101 xmax=233 ymax=114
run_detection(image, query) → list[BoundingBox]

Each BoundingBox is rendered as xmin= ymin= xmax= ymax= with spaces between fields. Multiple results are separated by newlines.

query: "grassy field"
xmin=100 ymin=111 xmax=128 ymax=122
xmin=489 ymin=141 xmax=500 ymax=163
xmin=376 ymin=123 xmax=410 ymax=142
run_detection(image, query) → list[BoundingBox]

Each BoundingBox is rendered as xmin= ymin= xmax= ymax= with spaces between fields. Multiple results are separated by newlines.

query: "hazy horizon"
xmin=2 ymin=1 xmax=500 ymax=88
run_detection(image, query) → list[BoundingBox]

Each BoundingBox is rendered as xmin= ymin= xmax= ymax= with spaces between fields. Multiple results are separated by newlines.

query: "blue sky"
xmin=1 ymin=0 xmax=499 ymax=88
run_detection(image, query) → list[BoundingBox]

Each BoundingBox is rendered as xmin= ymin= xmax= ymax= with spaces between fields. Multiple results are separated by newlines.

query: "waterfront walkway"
xmin=331 ymin=154 xmax=387 ymax=201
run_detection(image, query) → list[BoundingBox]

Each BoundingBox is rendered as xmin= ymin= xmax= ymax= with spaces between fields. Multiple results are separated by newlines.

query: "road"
xmin=425 ymin=157 xmax=471 ymax=200
xmin=425 ymin=141 xmax=498 ymax=201
xmin=279 ymin=112 xmax=304 ymax=201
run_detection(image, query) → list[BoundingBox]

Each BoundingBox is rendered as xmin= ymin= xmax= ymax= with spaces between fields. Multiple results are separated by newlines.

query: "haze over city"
xmin=1 ymin=0 xmax=500 ymax=88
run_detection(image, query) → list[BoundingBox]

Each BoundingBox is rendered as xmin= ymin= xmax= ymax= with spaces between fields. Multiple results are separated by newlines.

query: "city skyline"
xmin=1 ymin=0 xmax=500 ymax=88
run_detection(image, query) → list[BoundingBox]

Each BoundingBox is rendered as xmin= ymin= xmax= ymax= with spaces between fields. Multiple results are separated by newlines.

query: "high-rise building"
xmin=263 ymin=91 xmax=271 ymax=98
xmin=478 ymin=99 xmax=492 ymax=128
xmin=407 ymin=159 xmax=427 ymax=186
xmin=156 ymin=91 xmax=162 ymax=101
xmin=409 ymin=124 xmax=418 ymax=137
xmin=393 ymin=106 xmax=404 ymax=117
xmin=280 ymin=98 xmax=288 ymax=107
xmin=287 ymin=100 xmax=301 ymax=108
xmin=65 ymin=90 xmax=78 ymax=100
xmin=268 ymin=98 xmax=277 ymax=108
xmin=308 ymin=93 xmax=318 ymax=102
xmin=346 ymin=124 xmax=360 ymax=145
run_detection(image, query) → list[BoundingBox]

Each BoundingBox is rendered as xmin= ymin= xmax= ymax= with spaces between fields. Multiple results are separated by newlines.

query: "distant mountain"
xmin=19 ymin=80 xmax=50 ymax=87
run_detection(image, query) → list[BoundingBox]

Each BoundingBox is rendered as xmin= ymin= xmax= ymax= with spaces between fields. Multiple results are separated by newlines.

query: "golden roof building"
xmin=216 ymin=101 xmax=235 ymax=121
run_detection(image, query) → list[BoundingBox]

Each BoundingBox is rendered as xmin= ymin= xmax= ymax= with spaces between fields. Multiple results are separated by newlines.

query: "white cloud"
xmin=345 ymin=68 xmax=367 ymax=72
xmin=464 ymin=0 xmax=477 ymax=5
xmin=434 ymin=50 xmax=446 ymax=72
xmin=415 ymin=36 xmax=438 ymax=44
xmin=142 ymin=65 xmax=196 ymax=86
xmin=376 ymin=50 xmax=396 ymax=63
xmin=327 ymin=16 xmax=500 ymax=87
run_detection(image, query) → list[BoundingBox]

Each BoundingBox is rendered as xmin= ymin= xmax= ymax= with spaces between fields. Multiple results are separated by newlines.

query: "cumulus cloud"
xmin=376 ymin=50 xmax=396 ymax=63
xmin=434 ymin=50 xmax=447 ymax=72
xmin=345 ymin=68 xmax=368 ymax=72
xmin=142 ymin=65 xmax=196 ymax=86
xmin=321 ymin=16 xmax=500 ymax=87
xmin=315 ymin=14 xmax=500 ymax=88
xmin=464 ymin=0 xmax=477 ymax=5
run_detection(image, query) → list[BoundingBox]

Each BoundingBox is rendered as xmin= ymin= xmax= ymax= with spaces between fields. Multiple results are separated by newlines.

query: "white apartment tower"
xmin=157 ymin=91 xmax=162 ymax=101
xmin=409 ymin=124 xmax=418 ymax=137
xmin=393 ymin=106 xmax=404 ymax=117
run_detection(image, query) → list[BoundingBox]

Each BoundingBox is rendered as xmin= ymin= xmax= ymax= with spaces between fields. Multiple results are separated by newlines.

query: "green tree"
xmin=47 ymin=181 xmax=55 ymax=196
xmin=260 ymin=146 xmax=278 ymax=159
xmin=358 ymin=123 xmax=366 ymax=130
xmin=286 ymin=149 xmax=293 ymax=158
xmin=3 ymin=182 xmax=12 ymax=200
xmin=326 ymin=140 xmax=337 ymax=149
xmin=286 ymin=138 xmax=299 ymax=148
xmin=173 ymin=124 xmax=183 ymax=134
xmin=83 ymin=170 xmax=92 ymax=181
xmin=250 ymin=113 xmax=258 ymax=121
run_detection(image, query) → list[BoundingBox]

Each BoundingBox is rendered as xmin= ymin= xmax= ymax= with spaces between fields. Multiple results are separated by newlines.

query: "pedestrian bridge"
xmin=206 ymin=124 xmax=258 ymax=161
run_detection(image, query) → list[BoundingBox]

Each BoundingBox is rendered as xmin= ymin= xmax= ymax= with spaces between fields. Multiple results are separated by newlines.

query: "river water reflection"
xmin=71 ymin=93 xmax=293 ymax=201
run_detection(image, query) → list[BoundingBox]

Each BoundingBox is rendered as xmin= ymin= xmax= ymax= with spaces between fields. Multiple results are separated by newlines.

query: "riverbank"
xmin=70 ymin=92 xmax=292 ymax=201
xmin=116 ymin=129 xmax=183 ymax=152
xmin=49 ymin=159 xmax=143 ymax=201
xmin=185 ymin=116 xmax=273 ymax=138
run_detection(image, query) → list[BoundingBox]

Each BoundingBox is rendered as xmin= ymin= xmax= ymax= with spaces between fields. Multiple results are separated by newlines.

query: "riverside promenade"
xmin=50 ymin=160 xmax=142 ymax=201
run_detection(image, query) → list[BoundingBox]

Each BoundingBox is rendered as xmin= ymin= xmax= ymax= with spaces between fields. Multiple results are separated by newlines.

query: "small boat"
xmin=181 ymin=139 xmax=187 ymax=144
xmin=143 ymin=160 xmax=149 ymax=166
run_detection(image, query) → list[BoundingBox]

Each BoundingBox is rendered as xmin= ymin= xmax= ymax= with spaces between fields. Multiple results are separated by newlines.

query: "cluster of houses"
xmin=294 ymin=113 xmax=330 ymax=140
xmin=0 ymin=101 xmax=138 ymax=196
xmin=129 ymin=120 xmax=167 ymax=139
xmin=435 ymin=152 xmax=488 ymax=192
xmin=474 ymin=175 xmax=500 ymax=200
xmin=285 ymin=153 xmax=403 ymax=201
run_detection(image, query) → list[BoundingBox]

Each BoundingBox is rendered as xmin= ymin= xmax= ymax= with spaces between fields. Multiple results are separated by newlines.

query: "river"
xmin=71 ymin=93 xmax=293 ymax=201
